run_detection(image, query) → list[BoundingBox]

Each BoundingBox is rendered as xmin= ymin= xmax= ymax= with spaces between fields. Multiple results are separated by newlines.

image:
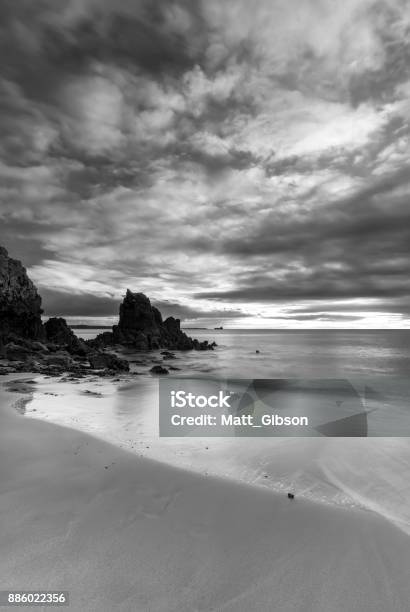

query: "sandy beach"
xmin=18 ymin=371 xmax=410 ymax=535
xmin=1 ymin=379 xmax=410 ymax=612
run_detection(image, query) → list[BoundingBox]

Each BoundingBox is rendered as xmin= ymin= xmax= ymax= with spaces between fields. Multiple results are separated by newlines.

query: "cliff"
xmin=0 ymin=245 xmax=129 ymax=375
xmin=0 ymin=246 xmax=45 ymax=342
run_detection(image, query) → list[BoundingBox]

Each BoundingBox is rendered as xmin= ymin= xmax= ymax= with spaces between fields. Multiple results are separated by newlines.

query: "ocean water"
xmin=77 ymin=328 xmax=410 ymax=378
xmin=23 ymin=329 xmax=410 ymax=533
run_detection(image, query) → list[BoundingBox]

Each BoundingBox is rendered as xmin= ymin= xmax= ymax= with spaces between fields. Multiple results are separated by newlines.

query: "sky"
xmin=1 ymin=0 xmax=410 ymax=328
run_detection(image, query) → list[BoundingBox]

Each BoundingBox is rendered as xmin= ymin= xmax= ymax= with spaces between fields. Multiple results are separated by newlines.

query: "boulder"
xmin=22 ymin=356 xmax=43 ymax=373
xmin=88 ymin=352 xmax=129 ymax=372
xmin=44 ymin=317 xmax=88 ymax=356
xmin=31 ymin=341 xmax=49 ymax=352
xmin=43 ymin=352 xmax=73 ymax=368
xmin=150 ymin=365 xmax=169 ymax=375
xmin=5 ymin=342 xmax=32 ymax=361
xmin=163 ymin=316 xmax=180 ymax=335
xmin=87 ymin=331 xmax=114 ymax=349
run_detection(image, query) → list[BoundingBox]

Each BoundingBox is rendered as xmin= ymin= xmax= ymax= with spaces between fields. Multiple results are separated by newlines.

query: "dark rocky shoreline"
xmin=0 ymin=246 xmax=216 ymax=377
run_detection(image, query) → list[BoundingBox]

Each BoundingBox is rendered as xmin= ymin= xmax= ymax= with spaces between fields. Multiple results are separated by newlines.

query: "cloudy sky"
xmin=1 ymin=0 xmax=410 ymax=327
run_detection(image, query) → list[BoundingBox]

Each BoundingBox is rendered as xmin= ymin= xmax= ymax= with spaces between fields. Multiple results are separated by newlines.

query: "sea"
xmin=77 ymin=328 xmax=410 ymax=378
xmin=20 ymin=328 xmax=410 ymax=534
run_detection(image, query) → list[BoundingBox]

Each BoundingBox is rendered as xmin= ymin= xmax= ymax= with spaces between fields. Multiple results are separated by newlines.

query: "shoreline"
xmin=1 ymin=374 xmax=363 ymax=516
xmin=1 ymin=378 xmax=410 ymax=610
xmin=2 ymin=374 xmax=364 ymax=513
xmin=5 ymin=372 xmax=410 ymax=535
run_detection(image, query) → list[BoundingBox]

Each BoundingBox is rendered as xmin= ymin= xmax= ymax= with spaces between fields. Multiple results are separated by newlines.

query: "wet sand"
xmin=19 ymin=373 xmax=410 ymax=535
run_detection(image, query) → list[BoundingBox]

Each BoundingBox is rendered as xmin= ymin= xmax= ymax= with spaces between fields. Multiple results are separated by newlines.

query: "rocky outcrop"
xmin=0 ymin=246 xmax=130 ymax=376
xmin=44 ymin=317 xmax=88 ymax=356
xmin=0 ymin=246 xmax=45 ymax=342
xmin=89 ymin=289 xmax=215 ymax=352
xmin=0 ymin=247 xmax=215 ymax=378
xmin=112 ymin=291 xmax=162 ymax=348
xmin=150 ymin=365 xmax=169 ymax=375
xmin=88 ymin=352 xmax=129 ymax=371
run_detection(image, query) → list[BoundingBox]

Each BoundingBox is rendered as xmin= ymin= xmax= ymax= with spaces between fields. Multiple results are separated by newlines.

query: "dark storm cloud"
xmin=153 ymin=300 xmax=247 ymax=320
xmin=178 ymin=147 xmax=258 ymax=176
xmin=1 ymin=234 xmax=57 ymax=268
xmin=41 ymin=288 xmax=119 ymax=317
xmin=196 ymin=260 xmax=410 ymax=303
xmin=0 ymin=0 xmax=205 ymax=90
xmin=195 ymin=166 xmax=410 ymax=305
xmin=272 ymin=313 xmax=363 ymax=323
xmin=0 ymin=0 xmax=208 ymax=171
xmin=196 ymin=282 xmax=410 ymax=303
xmin=284 ymin=299 xmax=410 ymax=318
xmin=217 ymin=166 xmax=410 ymax=257
xmin=40 ymin=289 xmax=246 ymax=320
xmin=348 ymin=2 xmax=410 ymax=106
xmin=1 ymin=0 xmax=410 ymax=325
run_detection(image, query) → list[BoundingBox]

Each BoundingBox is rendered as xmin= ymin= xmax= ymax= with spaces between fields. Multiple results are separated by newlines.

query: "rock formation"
xmin=0 ymin=247 xmax=215 ymax=378
xmin=0 ymin=246 xmax=129 ymax=375
xmin=44 ymin=317 xmax=88 ymax=356
xmin=0 ymin=246 xmax=45 ymax=342
xmin=113 ymin=291 xmax=163 ymax=348
xmin=90 ymin=289 xmax=215 ymax=351
xmin=150 ymin=365 xmax=169 ymax=375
